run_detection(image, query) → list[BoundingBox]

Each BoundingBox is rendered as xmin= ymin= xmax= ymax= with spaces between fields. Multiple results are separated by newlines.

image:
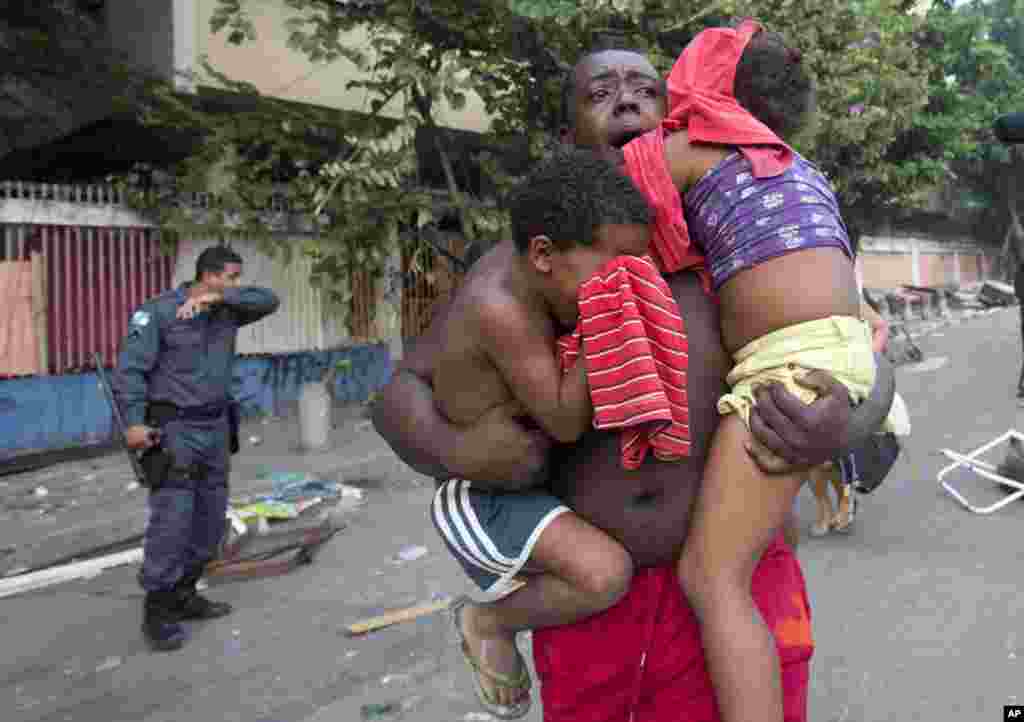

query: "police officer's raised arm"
xmin=114 ymin=304 xmax=161 ymax=449
xmin=219 ymin=287 xmax=280 ymax=326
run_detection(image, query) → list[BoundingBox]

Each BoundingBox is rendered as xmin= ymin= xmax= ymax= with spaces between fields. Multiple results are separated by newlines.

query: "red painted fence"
xmin=2 ymin=224 xmax=174 ymax=374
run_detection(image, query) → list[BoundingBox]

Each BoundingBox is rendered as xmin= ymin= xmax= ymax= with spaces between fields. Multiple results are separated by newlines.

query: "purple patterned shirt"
xmin=683 ymin=151 xmax=853 ymax=291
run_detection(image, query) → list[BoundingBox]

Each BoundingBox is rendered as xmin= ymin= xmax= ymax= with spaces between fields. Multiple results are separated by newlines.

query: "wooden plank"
xmin=344 ymin=600 xmax=452 ymax=637
xmin=31 ymin=250 xmax=48 ymax=375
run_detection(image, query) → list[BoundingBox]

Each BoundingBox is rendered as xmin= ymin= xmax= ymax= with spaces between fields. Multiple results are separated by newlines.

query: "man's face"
xmin=205 ymin=262 xmax=243 ymax=292
xmin=564 ymin=50 xmax=667 ymax=150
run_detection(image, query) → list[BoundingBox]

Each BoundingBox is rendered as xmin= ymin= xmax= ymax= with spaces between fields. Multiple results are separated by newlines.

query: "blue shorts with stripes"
xmin=431 ymin=479 xmax=570 ymax=596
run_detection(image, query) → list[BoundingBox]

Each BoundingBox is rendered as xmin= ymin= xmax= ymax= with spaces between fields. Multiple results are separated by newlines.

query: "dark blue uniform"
xmin=115 ymin=284 xmax=279 ymax=593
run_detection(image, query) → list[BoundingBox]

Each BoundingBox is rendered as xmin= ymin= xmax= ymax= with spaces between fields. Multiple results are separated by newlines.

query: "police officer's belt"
xmin=147 ymin=400 xmax=231 ymax=425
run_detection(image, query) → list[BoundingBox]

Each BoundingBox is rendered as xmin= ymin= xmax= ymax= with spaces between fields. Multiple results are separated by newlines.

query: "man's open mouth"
xmin=610 ymin=128 xmax=647 ymax=148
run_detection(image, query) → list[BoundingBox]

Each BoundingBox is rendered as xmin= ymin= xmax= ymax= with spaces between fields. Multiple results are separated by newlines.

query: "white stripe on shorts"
xmin=432 ymin=480 xmax=513 ymax=576
xmin=457 ymin=481 xmax=520 ymax=568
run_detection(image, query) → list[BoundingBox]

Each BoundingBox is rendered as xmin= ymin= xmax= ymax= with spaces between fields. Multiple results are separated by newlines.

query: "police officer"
xmin=114 ymin=245 xmax=280 ymax=651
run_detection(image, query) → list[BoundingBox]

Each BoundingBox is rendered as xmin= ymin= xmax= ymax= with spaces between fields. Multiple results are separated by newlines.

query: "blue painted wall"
xmin=0 ymin=344 xmax=392 ymax=460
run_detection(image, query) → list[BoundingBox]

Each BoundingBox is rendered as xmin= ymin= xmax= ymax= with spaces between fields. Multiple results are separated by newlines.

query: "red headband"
xmin=667 ymin=17 xmax=763 ymax=108
xmin=660 ymin=17 xmax=792 ymax=178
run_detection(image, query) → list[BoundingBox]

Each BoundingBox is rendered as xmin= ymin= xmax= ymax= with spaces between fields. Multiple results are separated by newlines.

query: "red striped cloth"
xmin=557 ymin=255 xmax=690 ymax=470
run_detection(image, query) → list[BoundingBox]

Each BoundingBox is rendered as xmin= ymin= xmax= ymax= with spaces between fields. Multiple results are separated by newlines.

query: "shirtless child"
xmin=430 ymin=148 xmax=651 ymax=719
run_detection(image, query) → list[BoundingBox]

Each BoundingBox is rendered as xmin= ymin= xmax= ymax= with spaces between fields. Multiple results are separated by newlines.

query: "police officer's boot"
xmin=143 ymin=591 xmax=187 ymax=651
xmin=173 ymin=570 xmax=233 ymax=620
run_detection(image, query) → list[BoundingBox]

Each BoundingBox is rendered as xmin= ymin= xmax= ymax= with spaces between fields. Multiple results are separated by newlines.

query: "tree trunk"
xmin=411 ymin=87 xmax=474 ymax=244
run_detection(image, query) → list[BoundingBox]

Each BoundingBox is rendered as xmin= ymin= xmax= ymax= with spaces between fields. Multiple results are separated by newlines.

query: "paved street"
xmin=2 ymin=306 xmax=1023 ymax=722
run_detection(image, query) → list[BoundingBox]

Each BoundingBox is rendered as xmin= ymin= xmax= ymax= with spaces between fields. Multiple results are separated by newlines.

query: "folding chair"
xmin=938 ymin=430 xmax=1024 ymax=514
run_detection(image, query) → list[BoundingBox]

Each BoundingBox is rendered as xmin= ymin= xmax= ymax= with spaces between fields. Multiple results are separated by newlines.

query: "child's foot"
xmin=809 ymin=518 xmax=831 ymax=537
xmin=833 ymin=488 xmax=858 ymax=533
xmin=451 ymin=596 xmax=532 ymax=719
xmin=811 ymin=501 xmax=833 ymax=537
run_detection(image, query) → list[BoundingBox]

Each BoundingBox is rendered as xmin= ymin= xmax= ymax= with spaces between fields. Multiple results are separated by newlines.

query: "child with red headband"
xmin=618 ymin=18 xmax=883 ymax=722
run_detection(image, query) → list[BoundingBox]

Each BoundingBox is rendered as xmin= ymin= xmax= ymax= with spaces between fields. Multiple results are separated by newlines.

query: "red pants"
xmin=532 ymin=535 xmax=814 ymax=722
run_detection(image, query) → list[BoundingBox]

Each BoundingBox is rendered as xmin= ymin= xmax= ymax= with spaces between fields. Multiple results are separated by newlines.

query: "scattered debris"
xmin=82 ymin=474 xmax=97 ymax=483
xmin=205 ymin=517 xmax=342 ymax=582
xmin=95 ymin=656 xmax=123 ymax=673
xmin=361 ymin=702 xmax=401 ymax=720
xmin=345 ymin=599 xmax=452 ymax=637
xmin=233 ymin=501 xmax=300 ymax=522
xmin=249 ymin=436 xmax=263 ymax=446
xmin=380 ymin=673 xmax=412 ymax=686
xmin=903 ymin=356 xmax=949 ymax=374
xmin=247 ymin=517 xmax=272 ymax=536
xmin=394 ymin=545 xmax=429 ymax=563
xmin=125 ymin=482 xmax=140 ymax=493
xmin=33 ymin=486 xmax=48 ymax=498
xmin=399 ymin=695 xmax=426 ymax=712
xmin=295 ymin=497 xmax=325 ymax=514
xmin=271 ymin=474 xmax=344 ymax=502
xmin=978 ymin=280 xmax=1017 ymax=307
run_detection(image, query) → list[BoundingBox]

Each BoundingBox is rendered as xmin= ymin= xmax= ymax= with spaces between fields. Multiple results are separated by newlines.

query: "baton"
xmin=93 ymin=352 xmax=151 ymax=487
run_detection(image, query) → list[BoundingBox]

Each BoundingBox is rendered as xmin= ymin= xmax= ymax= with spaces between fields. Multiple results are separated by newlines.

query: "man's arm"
xmin=220 ymin=287 xmax=280 ymax=326
xmin=478 ymin=300 xmax=592 ymax=444
xmin=371 ymin=303 xmax=552 ymax=490
xmin=113 ymin=304 xmax=161 ymax=449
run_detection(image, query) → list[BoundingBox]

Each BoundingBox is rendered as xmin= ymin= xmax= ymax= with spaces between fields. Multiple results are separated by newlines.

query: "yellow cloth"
xmin=719 ymin=316 xmax=876 ymax=427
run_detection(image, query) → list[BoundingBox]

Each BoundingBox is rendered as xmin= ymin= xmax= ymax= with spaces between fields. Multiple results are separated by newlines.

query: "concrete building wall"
xmin=195 ymin=0 xmax=492 ymax=132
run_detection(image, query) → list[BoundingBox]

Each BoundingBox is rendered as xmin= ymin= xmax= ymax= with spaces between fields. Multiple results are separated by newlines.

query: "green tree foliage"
xmin=908 ymin=0 xmax=1024 ymax=258
xmin=20 ymin=0 xmax=999 ymax=323
xmin=203 ymin=0 xmax=938 ymax=256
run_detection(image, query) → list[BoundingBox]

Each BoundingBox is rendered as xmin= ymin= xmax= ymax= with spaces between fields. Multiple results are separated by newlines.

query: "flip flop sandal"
xmin=450 ymin=596 xmax=532 ymax=720
xmin=833 ymin=489 xmax=858 ymax=534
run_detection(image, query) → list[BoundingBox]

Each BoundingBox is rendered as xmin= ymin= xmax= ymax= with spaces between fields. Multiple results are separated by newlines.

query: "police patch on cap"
xmin=131 ymin=310 xmax=151 ymax=326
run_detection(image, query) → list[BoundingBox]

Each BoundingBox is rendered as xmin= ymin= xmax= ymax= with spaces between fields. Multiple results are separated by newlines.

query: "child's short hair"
xmin=734 ymin=29 xmax=815 ymax=142
xmin=508 ymin=147 xmax=652 ymax=253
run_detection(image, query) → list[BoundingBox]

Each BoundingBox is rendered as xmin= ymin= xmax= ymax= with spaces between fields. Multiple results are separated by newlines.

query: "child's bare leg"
xmin=832 ymin=472 xmax=851 ymax=522
xmin=459 ymin=513 xmax=632 ymax=707
xmin=678 ymin=414 xmax=805 ymax=722
xmin=831 ymin=469 xmax=856 ymax=531
xmin=810 ymin=464 xmax=834 ymax=536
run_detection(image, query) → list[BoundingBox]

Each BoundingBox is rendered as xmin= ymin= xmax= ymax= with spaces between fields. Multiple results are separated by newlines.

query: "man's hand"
xmin=746 ymin=371 xmax=853 ymax=473
xmin=125 ymin=425 xmax=160 ymax=451
xmin=451 ymin=402 xmax=552 ymax=490
xmin=177 ymin=292 xmax=223 ymax=320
